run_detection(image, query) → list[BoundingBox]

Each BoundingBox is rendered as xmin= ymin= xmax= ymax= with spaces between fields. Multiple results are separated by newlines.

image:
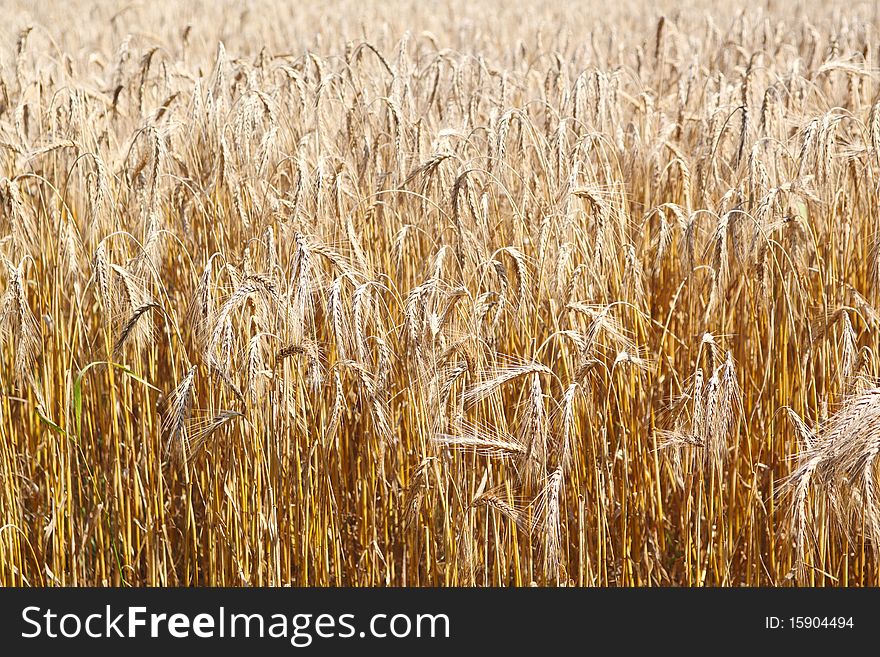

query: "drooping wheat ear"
xmin=343 ymin=358 xmax=394 ymax=445
xmin=218 ymin=134 xmax=233 ymax=189
xmin=345 ymin=214 xmax=370 ymax=276
xmin=231 ymin=182 xmax=250 ymax=229
xmin=870 ymin=101 xmax=880 ymax=160
xmin=497 ymin=247 xmax=529 ymax=310
xmin=494 ymin=108 xmax=515 ymax=171
xmin=245 ymin=331 xmax=267 ymax=405
xmin=112 ymin=259 xmax=148 ymax=310
xmin=676 ymin=158 xmax=693 ymax=214
xmin=328 ymin=277 xmax=349 ymax=361
xmin=534 ymin=466 xmax=563 ymax=583
xmin=93 ymin=242 xmax=113 ymax=326
xmin=290 ymin=231 xmax=314 ymax=328
xmin=380 ymin=96 xmax=404 ymax=174
xmin=455 ymin=518 xmax=477 ymax=587
xmin=374 ymin=335 xmax=392 ymax=395
xmin=534 ymin=213 xmax=551 ymax=265
xmin=811 ymin=307 xmax=858 ymax=385
xmin=148 ymin=125 xmax=166 ymax=208
xmin=781 ymin=419 xmax=825 ymax=577
xmin=126 ymin=208 xmax=164 ymax=282
xmin=747 ymin=143 xmax=769 ymax=211
xmin=553 ymin=242 xmax=572 ymax=297
xmin=566 ymin=303 xmax=636 ymax=355
xmin=218 ymin=316 xmax=235 ymax=377
xmin=59 ymin=213 xmax=83 ymax=282
xmin=433 ymin=421 xmax=526 ymax=459
xmin=352 ymin=281 xmax=377 ymax=366
xmin=162 ymin=365 xmax=197 ymax=459
xmin=699 ymin=332 xmax=720 ymax=373
xmin=370 ymin=396 xmax=398 ymax=446
xmin=796 ymin=118 xmax=819 ymax=178
xmin=438 ymin=361 xmax=469 ymax=414
xmin=816 ymin=113 xmax=837 ymax=184
xmin=707 ymin=212 xmax=730 ymax=317
xmin=651 ymin=207 xmax=671 ymax=278
xmin=311 ymin=241 xmax=356 ymax=279
xmin=759 ymin=84 xmax=776 ymax=136
xmin=402 ymin=456 xmax=434 ymax=529
xmin=680 ymin=210 xmax=700 ymax=276
xmin=0 ymin=256 xmax=40 ymax=387
xmin=431 ymin=245 xmax=452 ymax=283
xmin=1 ymin=177 xmax=37 ymax=254
xmin=702 ymin=369 xmax=724 ymax=469
xmin=208 ymin=354 xmax=245 ymax=406
xmin=572 ymin=187 xmax=611 ymax=271
xmin=325 ymin=369 xmax=345 ymax=441
xmin=490 ymin=258 xmax=509 ymax=301
xmin=186 ymin=256 xmax=215 ymax=351
xmin=519 ymin=372 xmax=549 ymax=487
xmin=186 ymin=410 xmax=244 ymax=461
xmin=15 ymin=26 xmax=32 ymax=91
xmin=208 ymin=275 xmax=278 ymax=363
xmin=241 ymin=245 xmax=256 ymax=276
xmin=782 ymin=407 xmax=816 ymax=452
xmin=277 ymin=339 xmax=324 ymax=391
xmin=136 ymin=47 xmax=159 ymax=116
xmin=623 ymin=244 xmax=646 ymax=306
xmin=392 ymin=224 xmax=412 ymax=271
xmin=473 ymin=290 xmax=499 ymax=333
xmin=264 ymin=225 xmax=277 ymax=273
xmin=612 ymin=349 xmax=654 ymax=374
xmin=437 ymin=286 xmax=467 ymax=336
xmin=718 ymin=351 xmax=741 ymax=436
xmin=462 ymin=360 xmax=553 ymax=406
xmin=782 ymin=389 xmax=880 ymax=575
xmin=564 ymin=264 xmax=587 ymax=306
xmin=737 ymin=72 xmax=751 ymax=166
xmin=846 ymin=285 xmax=880 ymax=329
xmin=839 ymin=310 xmax=858 ymax=384
xmin=471 ymin=492 xmax=528 ymax=533
xmin=113 ymin=302 xmax=160 ymax=357
xmin=403 ymin=279 xmax=434 ymax=359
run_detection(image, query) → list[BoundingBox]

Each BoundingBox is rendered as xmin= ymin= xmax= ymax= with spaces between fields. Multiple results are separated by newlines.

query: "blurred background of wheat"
xmin=1 ymin=0 xmax=879 ymax=586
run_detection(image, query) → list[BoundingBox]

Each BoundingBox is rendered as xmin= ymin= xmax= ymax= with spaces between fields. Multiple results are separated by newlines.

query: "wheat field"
xmin=1 ymin=0 xmax=879 ymax=586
